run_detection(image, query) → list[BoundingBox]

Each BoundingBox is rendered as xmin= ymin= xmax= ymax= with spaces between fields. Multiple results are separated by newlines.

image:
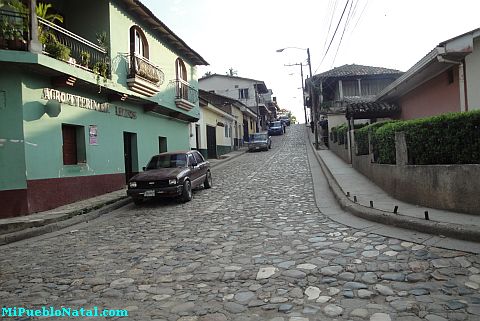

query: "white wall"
xmin=465 ymin=37 xmax=480 ymax=111
xmin=199 ymin=76 xmax=261 ymax=108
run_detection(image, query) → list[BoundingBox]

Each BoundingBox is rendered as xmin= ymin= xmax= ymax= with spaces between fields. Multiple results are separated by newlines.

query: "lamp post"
xmin=284 ymin=62 xmax=308 ymax=126
xmin=277 ymin=47 xmax=318 ymax=149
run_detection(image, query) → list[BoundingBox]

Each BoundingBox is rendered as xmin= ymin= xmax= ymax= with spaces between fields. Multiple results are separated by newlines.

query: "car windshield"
xmin=146 ymin=154 xmax=187 ymax=169
xmin=251 ymin=133 xmax=268 ymax=141
xmin=270 ymin=121 xmax=282 ymax=127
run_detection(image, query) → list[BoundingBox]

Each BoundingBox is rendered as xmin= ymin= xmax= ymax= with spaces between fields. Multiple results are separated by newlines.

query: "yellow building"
xmin=191 ymin=91 xmax=258 ymax=157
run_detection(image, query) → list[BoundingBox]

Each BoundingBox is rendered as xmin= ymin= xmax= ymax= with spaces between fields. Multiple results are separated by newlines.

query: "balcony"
xmin=38 ymin=17 xmax=108 ymax=75
xmin=170 ymin=79 xmax=198 ymax=111
xmin=0 ymin=9 xmax=28 ymax=51
xmin=126 ymin=53 xmax=165 ymax=96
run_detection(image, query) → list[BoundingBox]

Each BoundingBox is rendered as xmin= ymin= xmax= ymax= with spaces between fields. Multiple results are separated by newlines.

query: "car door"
xmin=186 ymin=153 xmax=201 ymax=187
xmin=193 ymin=151 xmax=208 ymax=178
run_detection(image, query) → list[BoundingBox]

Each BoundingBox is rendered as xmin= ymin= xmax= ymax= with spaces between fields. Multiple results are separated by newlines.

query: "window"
xmin=175 ymin=58 xmax=188 ymax=99
xmin=187 ymin=154 xmax=196 ymax=166
xmin=62 ymin=124 xmax=86 ymax=165
xmin=239 ymin=88 xmax=249 ymax=99
xmin=225 ymin=124 xmax=229 ymax=137
xmin=193 ymin=151 xmax=205 ymax=164
xmin=130 ymin=26 xmax=149 ymax=59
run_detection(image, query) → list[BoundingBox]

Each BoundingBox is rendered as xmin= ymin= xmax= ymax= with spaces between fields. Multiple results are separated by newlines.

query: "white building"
xmin=199 ymin=74 xmax=273 ymax=129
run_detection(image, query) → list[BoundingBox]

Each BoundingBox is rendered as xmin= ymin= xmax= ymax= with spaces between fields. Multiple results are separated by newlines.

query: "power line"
xmin=331 ymin=0 xmax=355 ymax=66
xmin=321 ymin=0 xmax=338 ymax=54
xmin=314 ymin=0 xmax=350 ymax=74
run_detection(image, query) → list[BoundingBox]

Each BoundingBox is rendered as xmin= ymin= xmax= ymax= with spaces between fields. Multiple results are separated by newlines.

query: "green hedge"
xmin=337 ymin=124 xmax=347 ymax=145
xmin=369 ymin=111 xmax=480 ymax=164
xmin=354 ymin=121 xmax=396 ymax=156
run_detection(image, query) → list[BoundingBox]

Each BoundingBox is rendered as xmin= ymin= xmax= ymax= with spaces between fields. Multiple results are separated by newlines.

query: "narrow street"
xmin=1 ymin=125 xmax=479 ymax=321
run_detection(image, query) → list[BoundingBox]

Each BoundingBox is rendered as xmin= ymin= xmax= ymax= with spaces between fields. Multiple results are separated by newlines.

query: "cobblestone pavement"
xmin=1 ymin=125 xmax=480 ymax=321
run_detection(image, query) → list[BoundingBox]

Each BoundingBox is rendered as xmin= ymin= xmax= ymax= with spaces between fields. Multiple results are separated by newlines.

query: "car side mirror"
xmin=142 ymin=166 xmax=146 ymax=171
xmin=190 ymin=162 xmax=197 ymax=168
xmin=269 ymin=136 xmax=272 ymax=139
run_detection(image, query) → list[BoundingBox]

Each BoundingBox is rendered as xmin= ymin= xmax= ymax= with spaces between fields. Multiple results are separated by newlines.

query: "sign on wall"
xmin=89 ymin=125 xmax=98 ymax=145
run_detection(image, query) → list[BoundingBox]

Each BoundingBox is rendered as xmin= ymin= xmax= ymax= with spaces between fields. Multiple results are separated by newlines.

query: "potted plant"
xmin=44 ymin=33 xmax=70 ymax=61
xmin=0 ymin=18 xmax=9 ymax=49
xmin=80 ymin=51 xmax=90 ymax=68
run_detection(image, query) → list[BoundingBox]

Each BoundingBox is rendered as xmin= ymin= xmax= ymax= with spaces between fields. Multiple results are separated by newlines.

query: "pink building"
xmin=377 ymin=28 xmax=480 ymax=119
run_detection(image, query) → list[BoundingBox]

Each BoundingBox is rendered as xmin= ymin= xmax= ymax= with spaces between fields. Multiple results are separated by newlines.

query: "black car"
xmin=127 ymin=150 xmax=212 ymax=204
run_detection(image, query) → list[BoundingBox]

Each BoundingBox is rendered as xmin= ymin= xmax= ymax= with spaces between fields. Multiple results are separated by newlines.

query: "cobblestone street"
xmin=1 ymin=125 xmax=480 ymax=321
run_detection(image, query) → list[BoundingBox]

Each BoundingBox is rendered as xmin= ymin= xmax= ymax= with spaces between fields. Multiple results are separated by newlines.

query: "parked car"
xmin=248 ymin=132 xmax=271 ymax=152
xmin=268 ymin=120 xmax=284 ymax=135
xmin=279 ymin=116 xmax=291 ymax=126
xmin=127 ymin=150 xmax=212 ymax=204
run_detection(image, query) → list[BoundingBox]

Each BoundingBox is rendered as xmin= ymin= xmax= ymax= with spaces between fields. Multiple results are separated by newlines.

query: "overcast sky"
xmin=142 ymin=0 xmax=480 ymax=122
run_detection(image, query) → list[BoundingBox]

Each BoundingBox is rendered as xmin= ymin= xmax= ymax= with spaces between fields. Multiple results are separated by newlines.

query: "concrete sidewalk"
xmin=306 ymin=127 xmax=480 ymax=249
xmin=0 ymin=147 xmax=247 ymax=245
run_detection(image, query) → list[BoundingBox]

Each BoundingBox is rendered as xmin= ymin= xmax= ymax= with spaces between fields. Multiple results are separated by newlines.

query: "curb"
xmin=307 ymin=130 xmax=480 ymax=243
xmin=0 ymin=197 xmax=131 ymax=246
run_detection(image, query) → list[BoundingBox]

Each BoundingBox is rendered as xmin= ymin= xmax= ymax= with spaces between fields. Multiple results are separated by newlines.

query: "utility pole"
xmin=284 ymin=62 xmax=307 ymax=125
xmin=307 ymin=48 xmax=319 ymax=150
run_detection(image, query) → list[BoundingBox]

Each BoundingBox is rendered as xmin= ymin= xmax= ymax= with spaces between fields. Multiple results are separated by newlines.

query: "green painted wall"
xmin=108 ymin=1 xmax=200 ymax=119
xmin=217 ymin=145 xmax=232 ymax=157
xmin=0 ymin=65 xmax=26 ymax=190
xmin=21 ymin=71 xmax=190 ymax=181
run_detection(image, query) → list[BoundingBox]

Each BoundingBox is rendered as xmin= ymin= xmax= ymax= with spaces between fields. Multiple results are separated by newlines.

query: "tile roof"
xmin=346 ymin=101 xmax=400 ymax=119
xmin=314 ymin=64 xmax=403 ymax=79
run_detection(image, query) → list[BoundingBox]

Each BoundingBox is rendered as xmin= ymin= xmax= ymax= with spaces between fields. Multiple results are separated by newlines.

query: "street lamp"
xmin=285 ymin=62 xmax=308 ymax=126
xmin=277 ymin=47 xmax=318 ymax=149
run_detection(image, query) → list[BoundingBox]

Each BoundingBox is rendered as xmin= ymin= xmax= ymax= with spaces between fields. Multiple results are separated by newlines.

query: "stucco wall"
xmin=465 ymin=37 xmax=480 ymax=111
xmin=352 ymin=155 xmax=480 ymax=215
xmin=108 ymin=1 xmax=200 ymax=119
xmin=329 ymin=140 xmax=350 ymax=164
xmin=199 ymin=77 xmax=257 ymax=108
xmin=397 ymin=69 xmax=460 ymax=120
xmin=21 ymin=72 xmax=189 ymax=181
xmin=0 ymin=66 xmax=26 ymax=191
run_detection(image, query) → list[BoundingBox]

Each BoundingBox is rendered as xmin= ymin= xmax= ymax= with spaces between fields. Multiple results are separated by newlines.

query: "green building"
xmin=0 ymin=0 xmax=208 ymax=217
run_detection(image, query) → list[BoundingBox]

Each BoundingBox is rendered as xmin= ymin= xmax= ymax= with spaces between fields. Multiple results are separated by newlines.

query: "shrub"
xmin=405 ymin=111 xmax=480 ymax=164
xmin=370 ymin=111 xmax=480 ymax=164
xmin=337 ymin=124 xmax=348 ymax=145
xmin=354 ymin=121 xmax=397 ymax=156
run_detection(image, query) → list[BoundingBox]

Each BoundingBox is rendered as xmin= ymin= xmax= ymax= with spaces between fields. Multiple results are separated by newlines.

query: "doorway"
xmin=195 ymin=124 xmax=200 ymax=150
xmin=243 ymin=119 xmax=249 ymax=142
xmin=206 ymin=125 xmax=217 ymax=159
xmin=123 ymin=132 xmax=138 ymax=183
xmin=159 ymin=136 xmax=167 ymax=153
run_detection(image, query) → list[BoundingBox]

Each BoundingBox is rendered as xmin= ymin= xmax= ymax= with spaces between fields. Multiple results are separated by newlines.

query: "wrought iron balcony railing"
xmin=170 ymin=79 xmax=198 ymax=110
xmin=127 ymin=53 xmax=164 ymax=86
xmin=38 ymin=17 xmax=108 ymax=74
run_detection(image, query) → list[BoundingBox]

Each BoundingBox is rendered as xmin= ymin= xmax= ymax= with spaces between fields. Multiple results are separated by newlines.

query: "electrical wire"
xmin=331 ymin=0 xmax=355 ymax=66
xmin=314 ymin=0 xmax=350 ymax=74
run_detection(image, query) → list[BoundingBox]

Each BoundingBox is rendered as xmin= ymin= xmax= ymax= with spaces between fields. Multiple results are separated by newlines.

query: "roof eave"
xmin=116 ymin=0 xmax=208 ymax=66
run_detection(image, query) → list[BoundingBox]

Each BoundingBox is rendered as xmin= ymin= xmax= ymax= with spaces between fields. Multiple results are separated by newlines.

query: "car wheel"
xmin=133 ymin=198 xmax=143 ymax=205
xmin=204 ymin=171 xmax=213 ymax=189
xmin=181 ymin=179 xmax=192 ymax=202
